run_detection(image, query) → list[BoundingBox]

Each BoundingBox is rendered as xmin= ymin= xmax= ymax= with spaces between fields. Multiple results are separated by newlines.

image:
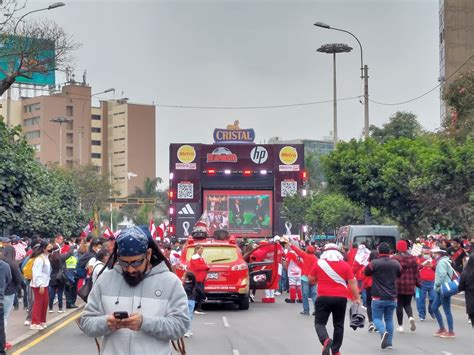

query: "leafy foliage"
xmin=0 ymin=118 xmax=38 ymax=229
xmin=442 ymin=70 xmax=474 ymax=141
xmin=369 ymin=111 xmax=423 ymax=143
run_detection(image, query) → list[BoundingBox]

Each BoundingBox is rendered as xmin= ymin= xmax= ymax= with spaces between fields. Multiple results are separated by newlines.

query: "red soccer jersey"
xmin=309 ymin=260 xmax=355 ymax=297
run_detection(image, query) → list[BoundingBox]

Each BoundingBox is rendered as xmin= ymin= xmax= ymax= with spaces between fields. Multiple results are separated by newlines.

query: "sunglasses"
xmin=118 ymin=257 xmax=146 ymax=268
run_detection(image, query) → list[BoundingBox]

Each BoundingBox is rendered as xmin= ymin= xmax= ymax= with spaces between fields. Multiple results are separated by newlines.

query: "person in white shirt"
xmin=30 ymin=241 xmax=52 ymax=330
xmin=91 ymin=249 xmax=110 ymax=284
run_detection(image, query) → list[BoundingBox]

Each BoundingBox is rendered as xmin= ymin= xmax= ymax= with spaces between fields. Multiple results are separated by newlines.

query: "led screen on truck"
xmin=203 ymin=190 xmax=273 ymax=238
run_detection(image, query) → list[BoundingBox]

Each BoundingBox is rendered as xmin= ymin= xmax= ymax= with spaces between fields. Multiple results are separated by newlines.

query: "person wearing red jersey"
xmin=284 ymin=248 xmax=303 ymax=304
xmin=188 ymin=244 xmax=209 ymax=314
xmin=416 ymin=246 xmax=435 ymax=321
xmin=291 ymin=243 xmax=318 ymax=315
xmin=309 ymin=243 xmax=360 ymax=355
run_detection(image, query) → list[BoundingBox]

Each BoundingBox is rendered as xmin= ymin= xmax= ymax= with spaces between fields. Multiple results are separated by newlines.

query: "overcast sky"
xmin=33 ymin=0 xmax=440 ymax=182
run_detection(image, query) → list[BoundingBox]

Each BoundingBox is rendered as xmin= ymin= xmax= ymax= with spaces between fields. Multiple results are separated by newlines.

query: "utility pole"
xmin=364 ymin=64 xmax=369 ymax=138
xmin=51 ymin=116 xmax=73 ymax=167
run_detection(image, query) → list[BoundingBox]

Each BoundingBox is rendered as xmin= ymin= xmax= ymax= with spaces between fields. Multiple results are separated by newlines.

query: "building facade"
xmin=21 ymin=84 xmax=92 ymax=167
xmin=439 ymin=0 xmax=474 ymax=119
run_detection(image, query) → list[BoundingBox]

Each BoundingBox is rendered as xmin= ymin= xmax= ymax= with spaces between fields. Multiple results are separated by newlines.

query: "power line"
xmin=154 ymin=96 xmax=362 ymax=110
xmin=370 ymin=54 xmax=474 ymax=106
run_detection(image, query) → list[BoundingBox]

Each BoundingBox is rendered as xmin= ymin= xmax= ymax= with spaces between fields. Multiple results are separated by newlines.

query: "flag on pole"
xmin=149 ymin=218 xmax=157 ymax=240
xmin=157 ymin=222 xmax=165 ymax=240
xmin=81 ymin=219 xmax=95 ymax=238
xmin=103 ymin=227 xmax=114 ymax=239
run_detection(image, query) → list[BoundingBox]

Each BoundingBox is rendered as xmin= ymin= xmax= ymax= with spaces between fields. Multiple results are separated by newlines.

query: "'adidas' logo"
xmin=178 ymin=204 xmax=195 ymax=215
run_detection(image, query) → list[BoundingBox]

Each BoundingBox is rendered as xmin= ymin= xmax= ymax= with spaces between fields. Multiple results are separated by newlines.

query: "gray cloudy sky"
xmin=33 ymin=0 xmax=440 ymax=182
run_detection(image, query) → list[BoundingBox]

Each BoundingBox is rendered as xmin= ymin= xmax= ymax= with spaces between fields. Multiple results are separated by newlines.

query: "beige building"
xmin=91 ymin=99 xmax=156 ymax=197
xmin=21 ymin=84 xmax=92 ymax=167
xmin=439 ymin=0 xmax=474 ymax=118
xmin=0 ymin=98 xmax=22 ymax=127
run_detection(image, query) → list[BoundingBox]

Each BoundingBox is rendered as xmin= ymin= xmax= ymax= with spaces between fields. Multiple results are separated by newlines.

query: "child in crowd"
xmin=182 ymin=271 xmax=205 ymax=338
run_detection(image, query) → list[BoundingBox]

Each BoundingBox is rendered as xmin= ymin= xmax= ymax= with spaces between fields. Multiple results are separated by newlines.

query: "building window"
xmin=66 ymin=147 xmax=73 ymax=157
xmin=66 ymin=120 xmax=73 ymax=130
xmin=113 ymin=164 xmax=126 ymax=167
xmin=32 ymin=144 xmax=41 ymax=152
xmin=113 ymin=137 xmax=125 ymax=142
xmin=24 ymin=103 xmax=40 ymax=113
xmin=114 ymin=124 xmax=126 ymax=129
xmin=91 ymin=127 xmax=101 ymax=133
xmin=66 ymin=133 xmax=73 ymax=144
xmin=24 ymin=116 xmax=40 ymax=126
xmin=66 ymin=160 xmax=73 ymax=169
xmin=91 ymin=114 xmax=101 ymax=121
xmin=91 ymin=140 xmax=101 ymax=146
xmin=113 ymin=150 xmax=125 ymax=155
xmin=25 ymin=130 xmax=40 ymax=140
xmin=66 ymin=106 xmax=74 ymax=116
xmin=91 ymin=153 xmax=101 ymax=159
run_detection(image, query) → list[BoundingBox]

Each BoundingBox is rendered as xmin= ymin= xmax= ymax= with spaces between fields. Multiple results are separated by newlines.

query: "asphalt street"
xmin=11 ymin=293 xmax=473 ymax=355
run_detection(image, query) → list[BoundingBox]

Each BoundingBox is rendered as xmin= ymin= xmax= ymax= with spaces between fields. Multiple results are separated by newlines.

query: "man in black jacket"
xmin=0 ymin=259 xmax=12 ymax=355
xmin=0 ymin=257 xmax=22 ymax=349
xmin=365 ymin=242 xmax=402 ymax=350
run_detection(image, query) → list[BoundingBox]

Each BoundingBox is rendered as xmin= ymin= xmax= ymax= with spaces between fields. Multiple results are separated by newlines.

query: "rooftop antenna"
xmin=82 ymin=70 xmax=87 ymax=85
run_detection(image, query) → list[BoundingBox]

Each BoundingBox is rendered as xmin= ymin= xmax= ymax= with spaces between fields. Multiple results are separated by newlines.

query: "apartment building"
xmin=21 ymin=84 xmax=92 ymax=167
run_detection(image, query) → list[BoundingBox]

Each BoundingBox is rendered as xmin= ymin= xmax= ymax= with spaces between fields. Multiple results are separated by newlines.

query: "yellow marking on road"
xmin=12 ymin=312 xmax=82 ymax=355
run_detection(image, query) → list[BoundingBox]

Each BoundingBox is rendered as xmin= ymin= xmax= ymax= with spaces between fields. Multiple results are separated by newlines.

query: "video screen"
xmin=203 ymin=190 xmax=273 ymax=238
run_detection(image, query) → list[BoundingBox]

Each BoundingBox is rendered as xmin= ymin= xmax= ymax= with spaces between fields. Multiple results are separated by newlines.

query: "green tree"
xmin=369 ymin=111 xmax=423 ymax=143
xmin=282 ymin=194 xmax=312 ymax=234
xmin=71 ymin=164 xmax=117 ymax=214
xmin=305 ymin=192 xmax=364 ymax=234
xmin=442 ymin=70 xmax=474 ymax=141
xmin=12 ymin=167 xmax=84 ymax=237
xmin=0 ymin=118 xmax=38 ymax=230
xmin=305 ymin=152 xmax=326 ymax=190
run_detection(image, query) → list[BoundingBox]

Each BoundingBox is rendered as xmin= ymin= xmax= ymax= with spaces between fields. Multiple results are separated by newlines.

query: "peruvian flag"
xmin=103 ymin=227 xmax=114 ymax=239
xmin=149 ymin=218 xmax=157 ymax=240
xmin=81 ymin=219 xmax=95 ymax=238
xmin=157 ymin=222 xmax=166 ymax=240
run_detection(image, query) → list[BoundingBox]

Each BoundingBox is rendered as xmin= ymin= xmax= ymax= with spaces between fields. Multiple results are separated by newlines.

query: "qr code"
xmin=281 ymin=181 xmax=297 ymax=197
xmin=177 ymin=183 xmax=193 ymax=199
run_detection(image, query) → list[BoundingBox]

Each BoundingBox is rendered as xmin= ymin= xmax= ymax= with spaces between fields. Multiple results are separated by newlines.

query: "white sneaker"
xmin=48 ymin=310 xmax=54 ymax=313
xmin=409 ymin=317 xmax=416 ymax=331
xmin=184 ymin=330 xmax=193 ymax=337
xmin=30 ymin=324 xmax=44 ymax=330
xmin=58 ymin=309 xmax=65 ymax=313
xmin=396 ymin=326 xmax=404 ymax=333
xmin=274 ymin=291 xmax=281 ymax=296
xmin=194 ymin=310 xmax=206 ymax=315
xmin=41 ymin=323 xmax=47 ymax=329
xmin=24 ymin=320 xmax=30 ymax=326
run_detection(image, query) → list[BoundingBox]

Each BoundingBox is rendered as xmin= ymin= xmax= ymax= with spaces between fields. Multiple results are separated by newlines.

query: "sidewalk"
xmin=6 ymin=299 xmax=84 ymax=350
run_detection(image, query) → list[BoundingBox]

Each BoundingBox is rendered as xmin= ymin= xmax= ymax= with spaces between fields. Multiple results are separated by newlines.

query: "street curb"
xmin=9 ymin=305 xmax=84 ymax=352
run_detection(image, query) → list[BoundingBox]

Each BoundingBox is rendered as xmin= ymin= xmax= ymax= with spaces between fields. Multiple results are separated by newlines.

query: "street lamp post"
xmin=51 ymin=116 xmax=73 ymax=167
xmin=314 ymin=22 xmax=369 ymax=138
xmin=317 ymin=43 xmax=352 ymax=145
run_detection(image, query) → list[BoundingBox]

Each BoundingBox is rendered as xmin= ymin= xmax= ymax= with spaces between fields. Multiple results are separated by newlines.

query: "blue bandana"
xmin=117 ymin=227 xmax=150 ymax=256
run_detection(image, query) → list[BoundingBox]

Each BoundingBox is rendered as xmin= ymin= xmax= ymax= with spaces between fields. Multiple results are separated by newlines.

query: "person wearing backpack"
xmin=30 ymin=241 xmax=52 ymax=330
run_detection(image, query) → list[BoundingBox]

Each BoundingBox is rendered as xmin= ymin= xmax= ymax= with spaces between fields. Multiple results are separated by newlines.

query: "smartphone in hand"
xmin=113 ymin=311 xmax=129 ymax=320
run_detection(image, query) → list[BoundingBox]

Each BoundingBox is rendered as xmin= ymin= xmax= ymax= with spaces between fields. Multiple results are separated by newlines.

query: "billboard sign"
xmin=0 ymin=35 xmax=56 ymax=86
xmin=203 ymin=190 xmax=273 ymax=238
xmin=213 ymin=120 xmax=255 ymax=144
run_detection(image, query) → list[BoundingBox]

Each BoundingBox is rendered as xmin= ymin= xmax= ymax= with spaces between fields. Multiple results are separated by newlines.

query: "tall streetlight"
xmin=317 ymin=43 xmax=352 ymax=145
xmin=51 ymin=116 xmax=73 ymax=167
xmin=13 ymin=2 xmax=66 ymax=33
xmin=314 ymin=22 xmax=369 ymax=138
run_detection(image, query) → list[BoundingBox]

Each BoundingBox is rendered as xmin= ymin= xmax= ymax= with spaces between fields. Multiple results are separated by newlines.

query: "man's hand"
xmin=118 ymin=313 xmax=143 ymax=331
xmin=39 ymin=286 xmax=45 ymax=295
xmin=106 ymin=315 xmax=122 ymax=331
xmin=353 ymin=297 xmax=362 ymax=305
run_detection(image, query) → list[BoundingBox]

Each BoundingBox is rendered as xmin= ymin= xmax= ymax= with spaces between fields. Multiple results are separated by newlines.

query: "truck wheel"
xmin=238 ymin=294 xmax=250 ymax=310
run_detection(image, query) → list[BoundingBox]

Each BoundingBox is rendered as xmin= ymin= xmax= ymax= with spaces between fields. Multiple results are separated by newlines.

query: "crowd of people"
xmin=0 ymin=228 xmax=472 ymax=355
xmin=0 ymin=233 xmax=117 ymax=353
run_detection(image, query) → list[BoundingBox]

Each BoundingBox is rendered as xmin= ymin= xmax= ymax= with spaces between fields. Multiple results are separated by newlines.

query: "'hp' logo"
xmin=250 ymin=146 xmax=268 ymax=164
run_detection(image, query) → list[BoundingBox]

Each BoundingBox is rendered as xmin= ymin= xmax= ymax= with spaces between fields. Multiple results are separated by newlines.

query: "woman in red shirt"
xmin=189 ymin=244 xmax=209 ymax=314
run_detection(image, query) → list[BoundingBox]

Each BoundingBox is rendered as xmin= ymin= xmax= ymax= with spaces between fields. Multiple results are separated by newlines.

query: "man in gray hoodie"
xmin=82 ymin=226 xmax=189 ymax=355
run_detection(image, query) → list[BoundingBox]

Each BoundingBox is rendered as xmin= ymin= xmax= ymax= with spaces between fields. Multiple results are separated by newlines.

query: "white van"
xmin=336 ymin=225 xmax=401 ymax=251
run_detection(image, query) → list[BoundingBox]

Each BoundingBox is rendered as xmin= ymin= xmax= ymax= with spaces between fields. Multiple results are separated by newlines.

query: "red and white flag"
xmin=149 ymin=218 xmax=157 ymax=240
xmin=103 ymin=227 xmax=114 ymax=239
xmin=157 ymin=222 xmax=166 ymax=240
xmin=81 ymin=219 xmax=95 ymax=238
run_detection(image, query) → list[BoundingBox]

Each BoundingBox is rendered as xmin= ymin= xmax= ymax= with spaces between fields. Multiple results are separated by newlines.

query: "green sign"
xmin=0 ymin=35 xmax=56 ymax=86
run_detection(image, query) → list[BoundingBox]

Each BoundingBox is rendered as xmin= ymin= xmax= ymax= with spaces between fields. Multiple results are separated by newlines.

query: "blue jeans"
xmin=49 ymin=285 xmax=64 ymax=310
xmin=3 ymin=294 xmax=15 ymax=332
xmin=187 ymin=300 xmax=195 ymax=331
xmin=416 ymin=281 xmax=435 ymax=319
xmin=372 ymin=299 xmax=397 ymax=346
xmin=301 ymin=279 xmax=317 ymax=313
xmin=431 ymin=291 xmax=453 ymax=332
xmin=279 ymin=268 xmax=289 ymax=293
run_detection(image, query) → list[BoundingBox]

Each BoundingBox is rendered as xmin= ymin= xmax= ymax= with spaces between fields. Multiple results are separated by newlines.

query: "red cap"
xmin=306 ymin=245 xmax=315 ymax=254
xmin=396 ymin=240 xmax=408 ymax=253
